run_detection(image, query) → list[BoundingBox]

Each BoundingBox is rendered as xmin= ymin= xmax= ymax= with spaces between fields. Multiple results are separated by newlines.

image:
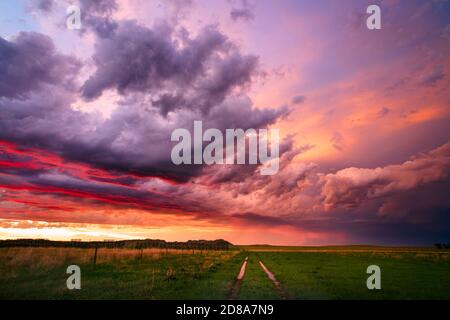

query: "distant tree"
xmin=0 ymin=238 xmax=232 ymax=250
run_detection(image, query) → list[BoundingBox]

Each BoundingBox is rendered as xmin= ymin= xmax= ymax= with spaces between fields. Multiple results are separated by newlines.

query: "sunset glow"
xmin=0 ymin=0 xmax=449 ymax=245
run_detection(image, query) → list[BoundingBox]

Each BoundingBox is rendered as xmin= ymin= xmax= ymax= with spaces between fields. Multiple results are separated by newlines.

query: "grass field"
xmin=0 ymin=247 xmax=244 ymax=299
xmin=253 ymin=250 xmax=450 ymax=299
xmin=0 ymin=246 xmax=449 ymax=299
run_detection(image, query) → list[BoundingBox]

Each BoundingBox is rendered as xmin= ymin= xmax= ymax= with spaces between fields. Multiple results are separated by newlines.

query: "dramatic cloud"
xmin=0 ymin=32 xmax=80 ymax=98
xmin=0 ymin=20 xmax=287 ymax=182
xmin=322 ymin=142 xmax=450 ymax=210
xmin=81 ymin=20 xmax=258 ymax=117
xmin=1 ymin=0 xmax=449 ymax=244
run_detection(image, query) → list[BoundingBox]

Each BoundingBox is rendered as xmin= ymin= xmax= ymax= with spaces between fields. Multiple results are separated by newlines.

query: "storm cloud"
xmin=0 ymin=32 xmax=80 ymax=99
xmin=0 ymin=18 xmax=287 ymax=183
xmin=321 ymin=142 xmax=450 ymax=210
xmin=1 ymin=0 xmax=449 ymax=245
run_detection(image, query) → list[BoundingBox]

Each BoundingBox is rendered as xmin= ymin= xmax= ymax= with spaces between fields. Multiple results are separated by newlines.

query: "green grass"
xmin=0 ymin=248 xmax=244 ymax=300
xmin=1 ymin=246 xmax=449 ymax=299
xmin=257 ymin=251 xmax=450 ymax=299
xmin=238 ymin=254 xmax=279 ymax=299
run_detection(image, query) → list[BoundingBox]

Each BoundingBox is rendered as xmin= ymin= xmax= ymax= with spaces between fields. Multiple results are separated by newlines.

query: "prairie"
xmin=245 ymin=247 xmax=450 ymax=299
xmin=0 ymin=247 xmax=243 ymax=299
xmin=1 ymin=245 xmax=449 ymax=299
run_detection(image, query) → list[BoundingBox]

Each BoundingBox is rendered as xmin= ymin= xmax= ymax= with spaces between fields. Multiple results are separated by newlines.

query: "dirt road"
xmin=228 ymin=256 xmax=248 ymax=299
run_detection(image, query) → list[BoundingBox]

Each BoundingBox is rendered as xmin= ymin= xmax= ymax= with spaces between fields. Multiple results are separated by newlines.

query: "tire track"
xmin=258 ymin=259 xmax=288 ymax=299
xmin=228 ymin=256 xmax=248 ymax=300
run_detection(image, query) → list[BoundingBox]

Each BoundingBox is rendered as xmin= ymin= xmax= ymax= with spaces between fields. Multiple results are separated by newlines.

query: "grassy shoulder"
xmin=0 ymin=247 xmax=244 ymax=299
xmin=257 ymin=251 xmax=450 ymax=299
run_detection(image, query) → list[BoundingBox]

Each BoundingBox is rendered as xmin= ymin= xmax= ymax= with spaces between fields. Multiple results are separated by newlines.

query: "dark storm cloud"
xmin=0 ymin=20 xmax=288 ymax=183
xmin=80 ymin=21 xmax=228 ymax=100
xmin=65 ymin=95 xmax=286 ymax=181
xmin=81 ymin=20 xmax=258 ymax=116
xmin=0 ymin=32 xmax=80 ymax=99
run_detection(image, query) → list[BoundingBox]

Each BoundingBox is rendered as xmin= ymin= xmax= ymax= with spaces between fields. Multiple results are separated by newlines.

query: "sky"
xmin=0 ymin=0 xmax=449 ymax=245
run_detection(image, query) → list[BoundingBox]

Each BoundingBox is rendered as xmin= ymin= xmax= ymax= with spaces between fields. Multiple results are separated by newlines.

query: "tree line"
xmin=0 ymin=238 xmax=233 ymax=250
